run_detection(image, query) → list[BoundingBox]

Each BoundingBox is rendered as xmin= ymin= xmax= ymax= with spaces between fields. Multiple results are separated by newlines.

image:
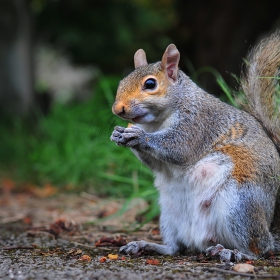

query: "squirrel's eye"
xmin=144 ymin=78 xmax=157 ymax=90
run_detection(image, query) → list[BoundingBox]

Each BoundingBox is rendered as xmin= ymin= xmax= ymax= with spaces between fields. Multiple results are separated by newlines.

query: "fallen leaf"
xmin=150 ymin=228 xmax=160 ymax=235
xmin=29 ymin=183 xmax=57 ymax=198
xmin=121 ymin=256 xmax=126 ymax=261
xmin=97 ymin=204 xmax=118 ymax=218
xmin=1 ymin=178 xmax=15 ymax=191
xmin=95 ymin=236 xmax=127 ymax=247
xmin=78 ymin=255 xmax=91 ymax=262
xmin=48 ymin=218 xmax=80 ymax=237
xmin=265 ymin=250 xmax=275 ymax=259
xmin=99 ymin=256 xmax=107 ymax=263
xmin=108 ymin=254 xmax=118 ymax=260
xmin=23 ymin=216 xmax=32 ymax=224
xmin=196 ymin=253 xmax=206 ymax=262
xmin=146 ymin=259 xmax=160 ymax=265
xmin=233 ymin=263 xmax=254 ymax=273
xmin=148 ymin=227 xmax=162 ymax=241
xmin=49 ymin=219 xmax=64 ymax=237
xmin=67 ymin=248 xmax=83 ymax=257
xmin=41 ymin=248 xmax=63 ymax=256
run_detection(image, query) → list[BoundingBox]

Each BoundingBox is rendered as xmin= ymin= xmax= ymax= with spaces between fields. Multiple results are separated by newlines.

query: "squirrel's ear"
xmin=161 ymin=44 xmax=180 ymax=82
xmin=134 ymin=49 xmax=148 ymax=69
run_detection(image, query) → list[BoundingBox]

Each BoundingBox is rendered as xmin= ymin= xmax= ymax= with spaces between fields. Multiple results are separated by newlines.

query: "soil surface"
xmin=1 ymin=193 xmax=280 ymax=280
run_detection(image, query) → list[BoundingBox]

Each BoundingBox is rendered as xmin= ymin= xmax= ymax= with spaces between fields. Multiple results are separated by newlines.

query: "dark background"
xmin=1 ymin=0 xmax=280 ymax=198
xmin=1 ymin=0 xmax=280 ymax=114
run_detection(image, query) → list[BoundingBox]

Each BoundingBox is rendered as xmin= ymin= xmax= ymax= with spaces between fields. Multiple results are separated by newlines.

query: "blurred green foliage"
xmin=0 ymin=76 xmax=154 ymax=197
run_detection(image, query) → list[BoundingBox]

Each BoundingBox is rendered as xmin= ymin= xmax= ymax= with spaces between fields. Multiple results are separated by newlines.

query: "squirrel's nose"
xmin=112 ymin=101 xmax=126 ymax=116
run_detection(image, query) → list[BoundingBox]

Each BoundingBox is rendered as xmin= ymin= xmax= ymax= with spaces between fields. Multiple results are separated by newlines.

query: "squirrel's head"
xmin=112 ymin=44 xmax=180 ymax=124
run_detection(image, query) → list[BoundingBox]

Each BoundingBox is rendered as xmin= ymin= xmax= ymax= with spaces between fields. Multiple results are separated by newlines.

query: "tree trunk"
xmin=0 ymin=0 xmax=33 ymax=115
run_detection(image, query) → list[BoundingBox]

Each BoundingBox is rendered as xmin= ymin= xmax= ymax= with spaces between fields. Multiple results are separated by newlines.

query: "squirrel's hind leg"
xmin=207 ymin=187 xmax=275 ymax=262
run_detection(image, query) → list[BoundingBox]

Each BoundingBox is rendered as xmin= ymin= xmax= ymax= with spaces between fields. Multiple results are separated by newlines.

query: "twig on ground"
xmin=1 ymin=214 xmax=26 ymax=224
xmin=80 ymin=192 xmax=100 ymax=202
xmin=1 ymin=246 xmax=36 ymax=250
xmin=26 ymin=230 xmax=55 ymax=239
xmin=70 ymin=242 xmax=96 ymax=249
xmin=187 ymin=262 xmax=214 ymax=266
xmin=70 ymin=242 xmax=113 ymax=251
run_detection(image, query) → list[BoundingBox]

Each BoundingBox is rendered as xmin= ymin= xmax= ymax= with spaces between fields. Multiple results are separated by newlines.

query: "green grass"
xmin=185 ymin=60 xmax=239 ymax=107
xmin=0 ymin=76 xmax=154 ymax=200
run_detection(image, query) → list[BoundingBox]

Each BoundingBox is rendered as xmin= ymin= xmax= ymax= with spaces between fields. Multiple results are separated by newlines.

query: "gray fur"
xmin=111 ymin=33 xmax=280 ymax=260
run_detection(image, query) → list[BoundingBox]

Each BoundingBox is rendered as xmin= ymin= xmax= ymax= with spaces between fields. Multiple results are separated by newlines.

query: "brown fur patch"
xmin=249 ymin=239 xmax=261 ymax=255
xmin=213 ymin=123 xmax=257 ymax=184
xmin=215 ymin=144 xmax=257 ymax=184
xmin=218 ymin=123 xmax=246 ymax=143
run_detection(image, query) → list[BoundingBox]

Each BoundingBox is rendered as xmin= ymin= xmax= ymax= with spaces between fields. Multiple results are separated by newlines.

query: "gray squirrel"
xmin=110 ymin=31 xmax=280 ymax=262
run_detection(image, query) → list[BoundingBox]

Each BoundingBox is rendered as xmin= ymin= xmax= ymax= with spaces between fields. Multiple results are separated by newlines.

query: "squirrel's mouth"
xmin=131 ymin=113 xmax=147 ymax=123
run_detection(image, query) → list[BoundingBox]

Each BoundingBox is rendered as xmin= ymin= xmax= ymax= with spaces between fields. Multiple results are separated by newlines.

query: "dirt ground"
xmin=1 ymin=192 xmax=280 ymax=280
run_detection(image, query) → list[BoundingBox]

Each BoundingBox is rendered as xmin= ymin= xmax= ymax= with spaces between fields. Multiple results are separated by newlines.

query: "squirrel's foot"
xmin=110 ymin=125 xmax=145 ymax=147
xmin=205 ymin=244 xmax=257 ymax=263
xmin=120 ymin=241 xmax=145 ymax=255
xmin=120 ymin=240 xmax=177 ymax=255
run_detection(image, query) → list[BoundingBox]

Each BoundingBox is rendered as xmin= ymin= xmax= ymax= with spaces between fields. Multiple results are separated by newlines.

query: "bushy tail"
xmin=241 ymin=31 xmax=280 ymax=151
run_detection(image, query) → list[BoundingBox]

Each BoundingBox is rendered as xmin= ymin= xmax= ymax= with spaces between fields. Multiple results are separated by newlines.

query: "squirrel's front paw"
xmin=119 ymin=241 xmax=147 ymax=255
xmin=110 ymin=125 xmax=145 ymax=147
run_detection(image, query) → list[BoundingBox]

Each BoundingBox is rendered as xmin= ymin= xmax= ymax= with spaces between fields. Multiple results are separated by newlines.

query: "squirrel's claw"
xmin=119 ymin=241 xmax=144 ymax=255
xmin=114 ymin=126 xmax=125 ymax=133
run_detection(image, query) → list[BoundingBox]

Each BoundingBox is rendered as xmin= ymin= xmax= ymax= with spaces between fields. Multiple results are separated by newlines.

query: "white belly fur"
xmin=155 ymin=153 xmax=239 ymax=251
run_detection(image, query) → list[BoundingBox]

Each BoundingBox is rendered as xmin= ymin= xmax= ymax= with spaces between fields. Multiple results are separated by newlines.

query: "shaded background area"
xmin=0 ymin=0 xmax=280 ymax=215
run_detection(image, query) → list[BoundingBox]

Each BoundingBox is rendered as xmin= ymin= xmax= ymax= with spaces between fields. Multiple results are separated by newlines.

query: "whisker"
xmin=97 ymin=115 xmax=119 ymax=140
